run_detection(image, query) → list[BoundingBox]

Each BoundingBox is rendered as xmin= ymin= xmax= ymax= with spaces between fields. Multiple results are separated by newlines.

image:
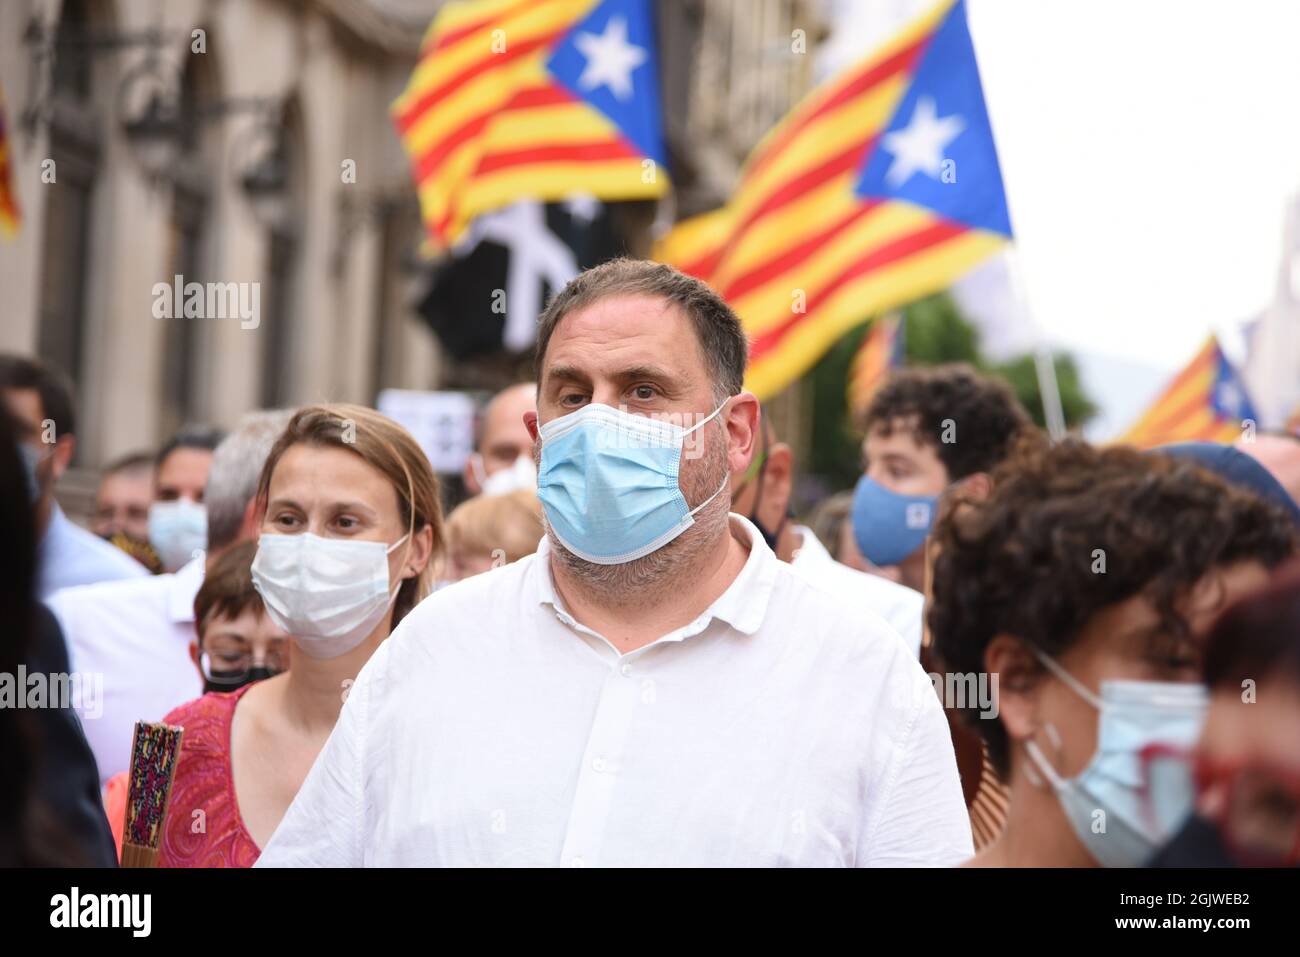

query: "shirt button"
xmin=592 ymin=757 xmax=607 ymax=772
xmin=570 ymin=856 xmax=586 ymax=868
xmin=620 ymin=663 xmax=632 ymax=677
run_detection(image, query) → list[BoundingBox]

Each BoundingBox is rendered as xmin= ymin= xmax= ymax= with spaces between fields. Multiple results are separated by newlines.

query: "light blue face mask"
xmin=149 ymin=499 xmax=208 ymax=571
xmin=850 ymin=475 xmax=938 ymax=567
xmin=537 ymin=402 xmax=729 ymax=565
xmin=1024 ymin=650 xmax=1208 ymax=868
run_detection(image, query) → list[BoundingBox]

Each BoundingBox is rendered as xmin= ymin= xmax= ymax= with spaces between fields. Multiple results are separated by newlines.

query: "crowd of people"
xmin=3 ymin=258 xmax=1299 ymax=867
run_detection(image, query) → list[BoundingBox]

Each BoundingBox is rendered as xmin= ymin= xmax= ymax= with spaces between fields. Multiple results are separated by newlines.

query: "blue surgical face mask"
xmin=850 ymin=475 xmax=937 ymax=567
xmin=1024 ymin=650 xmax=1208 ymax=868
xmin=149 ymin=499 xmax=208 ymax=571
xmin=537 ymin=402 xmax=729 ymax=565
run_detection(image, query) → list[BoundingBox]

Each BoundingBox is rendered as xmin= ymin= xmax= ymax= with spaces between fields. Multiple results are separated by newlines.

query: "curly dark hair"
xmin=861 ymin=363 xmax=1035 ymax=479
xmin=929 ymin=438 xmax=1297 ymax=777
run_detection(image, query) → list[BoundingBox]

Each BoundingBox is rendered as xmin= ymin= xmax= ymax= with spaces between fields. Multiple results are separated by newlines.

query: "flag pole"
xmin=1006 ymin=246 xmax=1067 ymax=440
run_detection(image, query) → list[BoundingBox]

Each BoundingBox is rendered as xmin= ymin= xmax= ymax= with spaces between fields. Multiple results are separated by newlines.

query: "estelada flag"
xmin=848 ymin=313 xmax=905 ymax=415
xmin=393 ymin=0 xmax=668 ymax=252
xmin=0 ymin=81 xmax=21 ymax=237
xmin=656 ymin=0 xmax=1010 ymax=399
xmin=1119 ymin=336 xmax=1257 ymax=448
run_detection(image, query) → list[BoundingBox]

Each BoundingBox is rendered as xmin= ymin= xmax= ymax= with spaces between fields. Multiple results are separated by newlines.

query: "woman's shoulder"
xmin=162 ymin=685 xmax=253 ymax=745
xmin=158 ymin=684 xmax=260 ymax=868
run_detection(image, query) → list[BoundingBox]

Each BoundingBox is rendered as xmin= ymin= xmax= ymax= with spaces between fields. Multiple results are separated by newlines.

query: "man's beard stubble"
xmin=537 ymin=421 xmax=733 ymax=608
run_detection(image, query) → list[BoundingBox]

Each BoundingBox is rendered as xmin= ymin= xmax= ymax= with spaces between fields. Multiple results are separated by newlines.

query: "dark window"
xmin=35 ymin=145 xmax=94 ymax=386
xmin=261 ymin=228 xmax=298 ymax=406
xmin=159 ymin=186 xmax=208 ymax=435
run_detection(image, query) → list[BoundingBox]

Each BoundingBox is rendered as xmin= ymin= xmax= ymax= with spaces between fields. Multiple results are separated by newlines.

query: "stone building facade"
xmin=1 ymin=0 xmax=825 ymax=504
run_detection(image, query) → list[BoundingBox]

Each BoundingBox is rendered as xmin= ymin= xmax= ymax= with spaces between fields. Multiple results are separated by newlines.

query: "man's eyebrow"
xmin=614 ymin=364 xmax=681 ymax=384
xmin=544 ymin=363 xmax=591 ymax=387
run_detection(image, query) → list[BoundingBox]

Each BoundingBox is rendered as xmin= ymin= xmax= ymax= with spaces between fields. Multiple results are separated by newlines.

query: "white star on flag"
xmin=1216 ymin=380 xmax=1243 ymax=417
xmin=574 ymin=16 xmax=647 ymax=101
xmin=880 ymin=96 xmax=966 ymax=188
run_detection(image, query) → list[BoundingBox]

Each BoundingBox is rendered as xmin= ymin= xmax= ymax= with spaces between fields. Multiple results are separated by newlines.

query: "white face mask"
xmin=472 ymin=453 xmax=537 ymax=496
xmin=250 ymin=532 xmax=410 ymax=659
xmin=149 ymin=499 xmax=208 ymax=571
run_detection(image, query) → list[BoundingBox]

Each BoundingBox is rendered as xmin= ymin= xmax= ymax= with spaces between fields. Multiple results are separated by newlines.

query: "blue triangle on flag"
xmin=854 ymin=0 xmax=1012 ymax=237
xmin=1211 ymin=345 xmax=1258 ymax=422
xmin=547 ymin=0 xmax=668 ymax=170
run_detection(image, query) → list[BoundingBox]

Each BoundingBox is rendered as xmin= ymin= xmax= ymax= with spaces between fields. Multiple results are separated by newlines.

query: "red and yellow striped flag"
xmin=848 ymin=314 xmax=905 ymax=414
xmin=392 ymin=0 xmax=668 ymax=252
xmin=656 ymin=0 xmax=1010 ymax=399
xmin=0 ymin=81 xmax=21 ymax=237
xmin=1118 ymin=336 xmax=1258 ymax=448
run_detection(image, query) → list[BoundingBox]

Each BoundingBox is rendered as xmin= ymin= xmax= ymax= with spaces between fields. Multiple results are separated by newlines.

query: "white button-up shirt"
xmin=46 ymin=557 xmax=205 ymax=784
xmin=788 ymin=525 xmax=925 ymax=656
xmin=38 ymin=503 xmax=150 ymax=600
xmin=257 ymin=517 xmax=972 ymax=868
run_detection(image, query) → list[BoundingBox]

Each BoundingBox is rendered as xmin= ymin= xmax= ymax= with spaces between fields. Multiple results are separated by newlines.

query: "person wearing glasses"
xmin=100 ymin=540 xmax=289 ymax=858
xmin=187 ymin=540 xmax=289 ymax=693
xmin=1149 ymin=561 xmax=1300 ymax=866
xmin=927 ymin=439 xmax=1295 ymax=867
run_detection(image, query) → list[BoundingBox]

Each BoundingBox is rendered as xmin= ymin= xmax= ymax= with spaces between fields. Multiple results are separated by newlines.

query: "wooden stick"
xmin=119 ymin=721 xmax=184 ymax=868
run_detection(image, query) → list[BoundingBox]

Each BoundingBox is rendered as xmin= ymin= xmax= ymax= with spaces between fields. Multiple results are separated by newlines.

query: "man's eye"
xmin=560 ymin=393 xmax=587 ymax=407
xmin=631 ymin=385 xmax=656 ymax=400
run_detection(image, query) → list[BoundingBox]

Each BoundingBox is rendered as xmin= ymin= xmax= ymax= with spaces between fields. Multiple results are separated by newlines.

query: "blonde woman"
xmin=158 ymin=405 xmax=442 ymax=866
xmin=445 ymin=489 xmax=544 ymax=582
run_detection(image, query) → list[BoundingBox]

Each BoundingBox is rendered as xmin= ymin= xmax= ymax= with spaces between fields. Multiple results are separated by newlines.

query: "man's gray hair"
xmin=206 ymin=409 xmax=296 ymax=552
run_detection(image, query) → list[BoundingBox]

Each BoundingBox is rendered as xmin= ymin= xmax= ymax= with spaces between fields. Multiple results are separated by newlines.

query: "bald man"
xmin=1238 ymin=433 xmax=1300 ymax=507
xmin=464 ymin=382 xmax=537 ymax=496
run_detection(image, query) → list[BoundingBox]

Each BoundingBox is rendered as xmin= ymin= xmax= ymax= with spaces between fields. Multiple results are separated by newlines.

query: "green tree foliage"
xmin=804 ymin=292 xmax=1097 ymax=493
xmin=989 ymin=351 xmax=1098 ymax=432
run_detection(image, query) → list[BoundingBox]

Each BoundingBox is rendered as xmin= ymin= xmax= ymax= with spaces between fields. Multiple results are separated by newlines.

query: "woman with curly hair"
xmin=928 ymin=438 xmax=1296 ymax=867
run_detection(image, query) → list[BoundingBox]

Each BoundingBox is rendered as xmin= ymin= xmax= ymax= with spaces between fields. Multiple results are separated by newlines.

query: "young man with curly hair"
xmin=854 ymin=363 xmax=1034 ymax=591
xmin=928 ymin=439 xmax=1297 ymax=867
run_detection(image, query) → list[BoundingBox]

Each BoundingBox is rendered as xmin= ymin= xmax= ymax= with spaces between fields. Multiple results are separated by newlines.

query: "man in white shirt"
xmin=48 ymin=410 xmax=293 ymax=783
xmin=259 ymin=259 xmax=970 ymax=867
xmin=0 ymin=354 xmax=150 ymax=598
xmin=730 ymin=414 xmax=925 ymax=655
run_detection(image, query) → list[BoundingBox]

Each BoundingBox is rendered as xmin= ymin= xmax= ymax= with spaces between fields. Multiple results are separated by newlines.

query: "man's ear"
xmin=523 ymin=409 xmax=539 ymax=441
xmin=188 ymin=638 xmax=202 ymax=681
xmin=984 ymin=634 xmax=1043 ymax=749
xmin=462 ymin=454 xmax=483 ymax=497
xmin=725 ymin=392 xmax=761 ymax=476
xmin=765 ymin=442 xmax=794 ymax=511
xmin=958 ymin=471 xmax=993 ymax=502
xmin=50 ymin=433 xmax=76 ymax=484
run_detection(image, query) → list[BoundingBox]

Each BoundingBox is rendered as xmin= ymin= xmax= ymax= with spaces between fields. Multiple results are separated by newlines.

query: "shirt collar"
xmin=533 ymin=514 xmax=778 ymax=638
xmin=168 ymin=556 xmax=206 ymax=623
xmin=41 ymin=501 xmax=70 ymax=545
xmin=790 ymin=524 xmax=832 ymax=565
